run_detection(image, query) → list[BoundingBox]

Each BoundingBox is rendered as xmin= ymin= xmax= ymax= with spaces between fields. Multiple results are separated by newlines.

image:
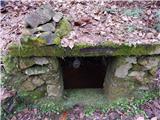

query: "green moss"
xmin=55 ymin=18 xmax=72 ymax=39
xmin=52 ymin=36 xmax=61 ymax=45
xmin=26 ymin=89 xmax=159 ymax=115
xmin=114 ymin=44 xmax=157 ymax=56
xmin=8 ymin=42 xmax=160 ymax=57
xmin=2 ymin=55 xmax=19 ymax=74
xmin=18 ymin=90 xmax=45 ymax=102
xmin=21 ymin=18 xmax=71 ymax=46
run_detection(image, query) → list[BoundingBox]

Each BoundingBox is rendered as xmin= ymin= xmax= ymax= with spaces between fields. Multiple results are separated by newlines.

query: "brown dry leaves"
xmin=1 ymin=1 xmax=160 ymax=51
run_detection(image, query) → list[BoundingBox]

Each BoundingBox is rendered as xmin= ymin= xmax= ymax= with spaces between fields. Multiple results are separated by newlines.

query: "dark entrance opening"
xmin=60 ymin=57 xmax=107 ymax=89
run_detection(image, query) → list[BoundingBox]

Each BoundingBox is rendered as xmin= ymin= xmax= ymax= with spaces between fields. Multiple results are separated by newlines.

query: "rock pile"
xmin=24 ymin=4 xmax=64 ymax=45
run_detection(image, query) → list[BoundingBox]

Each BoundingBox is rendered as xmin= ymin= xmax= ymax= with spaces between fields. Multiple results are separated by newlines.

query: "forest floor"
xmin=1 ymin=1 xmax=160 ymax=52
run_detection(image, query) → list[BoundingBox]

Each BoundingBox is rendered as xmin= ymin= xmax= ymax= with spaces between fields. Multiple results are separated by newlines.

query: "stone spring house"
xmin=3 ymin=4 xmax=160 ymax=103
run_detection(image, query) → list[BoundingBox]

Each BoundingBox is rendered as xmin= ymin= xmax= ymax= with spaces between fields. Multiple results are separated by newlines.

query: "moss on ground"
xmin=25 ymin=89 xmax=159 ymax=114
xmin=18 ymin=90 xmax=46 ymax=102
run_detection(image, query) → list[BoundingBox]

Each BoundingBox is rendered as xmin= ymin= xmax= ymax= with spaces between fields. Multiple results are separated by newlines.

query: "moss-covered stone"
xmin=21 ymin=18 xmax=72 ymax=46
xmin=55 ymin=18 xmax=72 ymax=39
xmin=8 ymin=43 xmax=160 ymax=57
xmin=2 ymin=55 xmax=19 ymax=74
xmin=18 ymin=89 xmax=46 ymax=102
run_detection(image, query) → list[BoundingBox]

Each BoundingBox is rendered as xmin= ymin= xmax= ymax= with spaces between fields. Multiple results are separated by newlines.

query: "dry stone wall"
xmin=3 ymin=57 xmax=63 ymax=101
xmin=104 ymin=56 xmax=160 ymax=100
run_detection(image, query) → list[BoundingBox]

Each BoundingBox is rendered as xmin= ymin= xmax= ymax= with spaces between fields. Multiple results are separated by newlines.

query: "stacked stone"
xmin=3 ymin=56 xmax=63 ymax=100
xmin=104 ymin=56 xmax=160 ymax=100
xmin=24 ymin=4 xmax=63 ymax=45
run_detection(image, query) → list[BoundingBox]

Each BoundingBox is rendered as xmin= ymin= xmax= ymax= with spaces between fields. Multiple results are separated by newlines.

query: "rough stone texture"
xmin=2 ymin=57 xmax=63 ymax=101
xmin=25 ymin=4 xmax=54 ymax=28
xmin=53 ymin=12 xmax=63 ymax=22
xmin=21 ymin=80 xmax=36 ymax=91
xmin=104 ymin=56 xmax=160 ymax=101
xmin=33 ymin=23 xmax=56 ymax=33
xmin=115 ymin=63 xmax=132 ymax=78
xmin=31 ymin=76 xmax=45 ymax=87
xmin=24 ymin=66 xmax=49 ymax=75
xmin=39 ymin=32 xmax=56 ymax=45
xmin=34 ymin=57 xmax=49 ymax=65
xmin=3 ymin=56 xmax=19 ymax=74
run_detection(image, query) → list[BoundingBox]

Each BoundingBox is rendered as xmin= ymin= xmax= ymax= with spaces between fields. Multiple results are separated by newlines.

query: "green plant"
xmin=84 ymin=106 xmax=96 ymax=117
xmin=36 ymin=99 xmax=64 ymax=114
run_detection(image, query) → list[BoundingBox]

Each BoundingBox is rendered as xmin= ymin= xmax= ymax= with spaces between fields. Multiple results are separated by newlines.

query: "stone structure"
xmin=2 ymin=4 xmax=160 ymax=102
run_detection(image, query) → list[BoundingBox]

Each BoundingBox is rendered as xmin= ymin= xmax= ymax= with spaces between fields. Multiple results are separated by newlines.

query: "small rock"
xmin=24 ymin=66 xmax=49 ymax=75
xmin=19 ymin=58 xmax=35 ymax=69
xmin=31 ymin=76 xmax=45 ymax=87
xmin=146 ymin=32 xmax=154 ymax=39
xmin=39 ymin=32 xmax=56 ymax=45
xmin=34 ymin=57 xmax=49 ymax=65
xmin=53 ymin=12 xmax=63 ymax=22
xmin=21 ymin=80 xmax=36 ymax=91
xmin=25 ymin=4 xmax=55 ymax=28
xmin=115 ymin=63 xmax=132 ymax=78
xmin=146 ymin=10 xmax=152 ymax=15
xmin=149 ymin=67 xmax=157 ymax=76
xmin=126 ymin=57 xmax=137 ymax=64
xmin=47 ymin=85 xmax=61 ymax=97
xmin=33 ymin=23 xmax=56 ymax=33
xmin=128 ymin=71 xmax=145 ymax=77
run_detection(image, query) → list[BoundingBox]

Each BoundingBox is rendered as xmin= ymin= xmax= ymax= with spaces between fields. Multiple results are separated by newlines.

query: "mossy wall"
xmin=104 ymin=56 xmax=160 ymax=101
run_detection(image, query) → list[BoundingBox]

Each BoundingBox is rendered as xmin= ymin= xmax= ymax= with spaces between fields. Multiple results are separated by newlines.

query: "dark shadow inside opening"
xmin=60 ymin=57 xmax=107 ymax=89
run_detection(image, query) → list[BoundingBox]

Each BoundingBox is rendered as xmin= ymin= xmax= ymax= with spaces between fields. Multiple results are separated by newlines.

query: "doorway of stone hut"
xmin=61 ymin=57 xmax=107 ymax=89
xmin=59 ymin=57 xmax=109 ymax=106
